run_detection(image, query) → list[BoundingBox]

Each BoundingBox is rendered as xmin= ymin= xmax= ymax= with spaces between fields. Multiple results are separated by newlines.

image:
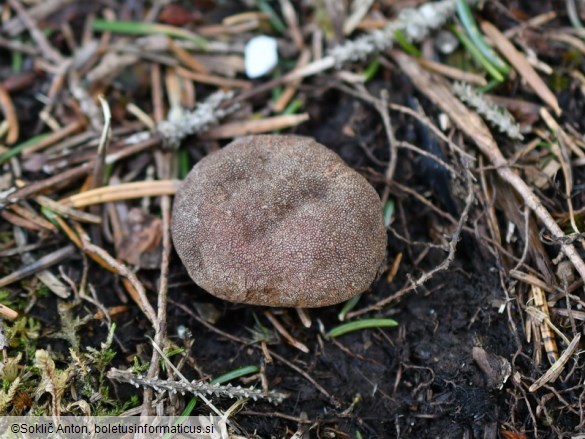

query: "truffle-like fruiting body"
xmin=172 ymin=135 xmax=386 ymax=307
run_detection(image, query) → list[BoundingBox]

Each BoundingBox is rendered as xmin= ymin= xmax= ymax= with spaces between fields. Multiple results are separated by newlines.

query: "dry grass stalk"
xmin=264 ymin=311 xmax=309 ymax=353
xmin=529 ymin=333 xmax=581 ymax=392
xmin=0 ymin=245 xmax=75 ymax=289
xmin=201 ymin=114 xmax=310 ymax=139
xmin=59 ymin=180 xmax=180 ymax=208
xmin=418 ymin=58 xmax=487 ymax=86
xmin=0 ymin=85 xmax=19 ymax=144
xmin=480 ymin=21 xmax=561 ymax=116
xmin=527 ymin=285 xmax=560 ymax=365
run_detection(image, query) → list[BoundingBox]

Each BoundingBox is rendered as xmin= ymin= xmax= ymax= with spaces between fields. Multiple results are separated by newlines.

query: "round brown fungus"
xmin=171 ymin=135 xmax=387 ymax=307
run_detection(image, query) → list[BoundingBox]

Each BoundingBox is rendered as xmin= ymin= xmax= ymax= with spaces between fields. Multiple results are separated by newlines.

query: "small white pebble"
xmin=176 ymin=324 xmax=188 ymax=339
xmin=245 ymin=35 xmax=278 ymax=78
xmin=435 ymin=30 xmax=459 ymax=54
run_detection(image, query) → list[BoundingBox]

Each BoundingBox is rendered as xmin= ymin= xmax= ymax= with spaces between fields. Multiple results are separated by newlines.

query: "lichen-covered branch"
xmin=453 ymin=82 xmax=524 ymax=140
xmin=328 ymin=0 xmax=476 ymax=66
xmin=156 ymin=91 xmax=239 ymax=149
xmin=107 ymin=368 xmax=288 ymax=405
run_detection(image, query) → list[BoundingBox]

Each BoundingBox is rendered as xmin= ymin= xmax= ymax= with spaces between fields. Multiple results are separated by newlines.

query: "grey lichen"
xmin=108 ymin=368 xmax=287 ymax=404
xmin=453 ymin=81 xmax=524 ymax=140
xmin=327 ymin=0 xmax=474 ymax=66
xmin=156 ymin=91 xmax=238 ymax=149
xmin=171 ymin=135 xmax=386 ymax=307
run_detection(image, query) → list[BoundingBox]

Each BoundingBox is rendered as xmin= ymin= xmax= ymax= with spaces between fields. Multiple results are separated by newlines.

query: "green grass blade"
xmin=338 ymin=294 xmax=362 ymax=321
xmin=455 ymin=0 xmax=509 ymax=74
xmin=327 ymin=318 xmax=398 ymax=338
xmin=12 ymin=38 xmax=23 ymax=72
xmin=162 ymin=397 xmax=198 ymax=439
xmin=210 ymin=365 xmax=260 ymax=385
xmin=282 ymin=98 xmax=304 ymax=115
xmin=0 ymin=133 xmax=49 ymax=165
xmin=256 ymin=0 xmax=287 ymax=34
xmin=383 ymin=199 xmax=395 ymax=228
xmin=178 ymin=149 xmax=190 ymax=179
xmin=394 ymin=30 xmax=421 ymax=57
xmin=92 ymin=20 xmax=206 ymax=48
xmin=450 ymin=25 xmax=504 ymax=83
xmin=362 ymin=56 xmax=380 ymax=82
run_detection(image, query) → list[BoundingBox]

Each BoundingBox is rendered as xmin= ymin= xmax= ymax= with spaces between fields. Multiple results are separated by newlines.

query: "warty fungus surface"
xmin=171 ymin=134 xmax=386 ymax=307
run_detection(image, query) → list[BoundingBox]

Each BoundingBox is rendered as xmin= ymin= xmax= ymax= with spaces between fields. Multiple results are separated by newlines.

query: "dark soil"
xmin=176 ymin=264 xmax=511 ymax=438
xmin=152 ymin=88 xmax=544 ymax=438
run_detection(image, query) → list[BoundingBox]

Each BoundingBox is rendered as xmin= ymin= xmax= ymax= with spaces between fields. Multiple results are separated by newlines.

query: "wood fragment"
xmin=168 ymin=38 xmax=209 ymax=74
xmin=528 ymin=285 xmax=560 ymax=365
xmin=0 ymin=304 xmax=18 ymax=321
xmin=94 ymin=305 xmax=129 ymax=320
xmin=386 ymin=252 xmax=403 ymax=284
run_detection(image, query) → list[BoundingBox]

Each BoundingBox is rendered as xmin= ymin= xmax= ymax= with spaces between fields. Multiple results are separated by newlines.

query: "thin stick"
xmin=90 ymin=96 xmax=112 ymax=189
xmin=0 ymin=245 xmax=75 ymax=288
xmin=142 ymin=150 xmax=173 ymax=417
xmin=6 ymin=0 xmax=64 ymax=65
xmin=80 ymin=239 xmax=157 ymax=325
